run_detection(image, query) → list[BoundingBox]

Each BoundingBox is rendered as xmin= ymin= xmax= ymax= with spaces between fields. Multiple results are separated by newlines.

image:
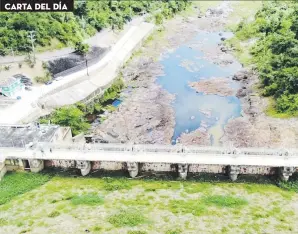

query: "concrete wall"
xmin=42 ymin=160 xmax=294 ymax=176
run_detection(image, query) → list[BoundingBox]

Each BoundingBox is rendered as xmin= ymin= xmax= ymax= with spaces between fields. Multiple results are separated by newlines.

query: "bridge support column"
xmin=76 ymin=161 xmax=91 ymax=176
xmin=28 ymin=159 xmax=44 ymax=173
xmin=278 ymin=167 xmax=296 ymax=181
xmin=228 ymin=165 xmax=241 ymax=181
xmin=178 ymin=164 xmax=188 ymax=180
xmin=0 ymin=162 xmax=7 ymax=181
xmin=127 ymin=162 xmax=139 ymax=178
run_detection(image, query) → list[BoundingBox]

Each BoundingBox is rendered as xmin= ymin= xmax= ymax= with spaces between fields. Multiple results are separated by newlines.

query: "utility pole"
xmin=28 ymin=31 xmax=36 ymax=62
xmin=85 ymin=58 xmax=89 ymax=76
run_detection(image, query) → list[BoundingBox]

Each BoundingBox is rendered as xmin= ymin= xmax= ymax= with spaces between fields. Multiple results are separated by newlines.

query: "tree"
xmin=50 ymin=106 xmax=90 ymax=136
xmin=75 ymin=41 xmax=89 ymax=55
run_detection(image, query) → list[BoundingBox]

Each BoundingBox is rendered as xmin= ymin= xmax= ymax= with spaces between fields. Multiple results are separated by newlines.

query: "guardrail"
xmin=33 ymin=142 xmax=298 ymax=156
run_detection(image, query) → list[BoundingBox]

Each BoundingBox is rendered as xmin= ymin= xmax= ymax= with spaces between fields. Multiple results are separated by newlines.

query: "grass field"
xmin=1 ymin=172 xmax=298 ymax=234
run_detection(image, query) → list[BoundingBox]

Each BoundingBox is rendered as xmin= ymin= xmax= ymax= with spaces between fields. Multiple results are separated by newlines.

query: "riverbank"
xmin=222 ymin=68 xmax=298 ymax=148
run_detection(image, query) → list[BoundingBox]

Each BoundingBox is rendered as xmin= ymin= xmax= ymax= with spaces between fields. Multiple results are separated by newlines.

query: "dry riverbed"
xmin=93 ymin=2 xmax=239 ymax=145
xmin=93 ymin=1 xmax=298 ymax=148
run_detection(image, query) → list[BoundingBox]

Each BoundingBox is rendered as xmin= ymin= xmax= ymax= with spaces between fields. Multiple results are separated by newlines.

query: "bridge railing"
xmin=32 ymin=142 xmax=298 ymax=157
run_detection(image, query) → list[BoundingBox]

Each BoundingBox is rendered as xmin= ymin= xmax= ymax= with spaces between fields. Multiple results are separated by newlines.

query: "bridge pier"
xmin=76 ymin=161 xmax=91 ymax=176
xmin=0 ymin=159 xmax=7 ymax=181
xmin=28 ymin=159 xmax=44 ymax=173
xmin=278 ymin=167 xmax=296 ymax=181
xmin=127 ymin=162 xmax=139 ymax=178
xmin=228 ymin=165 xmax=241 ymax=181
xmin=178 ymin=164 xmax=188 ymax=180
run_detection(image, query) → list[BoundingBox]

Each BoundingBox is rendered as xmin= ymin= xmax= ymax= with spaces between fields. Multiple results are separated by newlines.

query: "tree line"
xmin=233 ymin=1 xmax=298 ymax=116
xmin=0 ymin=0 xmax=189 ymax=56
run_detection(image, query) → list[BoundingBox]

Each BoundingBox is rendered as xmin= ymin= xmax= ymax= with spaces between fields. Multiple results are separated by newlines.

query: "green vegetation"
xmin=0 ymin=1 xmax=189 ymax=55
xmin=202 ymin=195 xmax=248 ymax=208
xmin=127 ymin=231 xmax=147 ymax=234
xmin=1 ymin=172 xmax=298 ymax=233
xmin=0 ymin=172 xmax=50 ymax=205
xmin=108 ymin=209 xmax=146 ymax=227
xmin=40 ymin=77 xmax=124 ymax=135
xmin=71 ymin=193 xmax=104 ymax=206
xmin=48 ymin=210 xmax=60 ymax=218
xmin=74 ymin=41 xmax=90 ymax=55
xmin=41 ymin=106 xmax=90 ymax=136
xmin=168 ymin=199 xmax=206 ymax=216
xmin=229 ymin=1 xmax=298 ymax=116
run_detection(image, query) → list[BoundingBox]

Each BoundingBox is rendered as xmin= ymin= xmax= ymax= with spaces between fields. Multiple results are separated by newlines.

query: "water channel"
xmin=156 ymin=31 xmax=242 ymax=145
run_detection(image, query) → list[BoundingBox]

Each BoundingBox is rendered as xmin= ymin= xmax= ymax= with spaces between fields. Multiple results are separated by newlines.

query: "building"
xmin=0 ymin=123 xmax=72 ymax=148
xmin=0 ymin=77 xmax=24 ymax=97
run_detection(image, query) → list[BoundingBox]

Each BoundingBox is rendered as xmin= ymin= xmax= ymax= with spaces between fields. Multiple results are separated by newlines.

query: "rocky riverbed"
xmin=92 ymin=1 xmax=298 ymax=148
xmin=189 ymin=78 xmax=235 ymax=97
xmin=92 ymin=2 xmax=240 ymax=145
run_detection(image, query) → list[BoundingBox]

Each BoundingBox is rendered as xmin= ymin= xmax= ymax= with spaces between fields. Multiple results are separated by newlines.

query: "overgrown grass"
xmin=71 ymin=193 xmax=104 ymax=206
xmin=0 ymin=172 xmax=51 ymax=205
xmin=108 ymin=209 xmax=147 ymax=227
xmin=167 ymin=199 xmax=206 ymax=216
xmin=165 ymin=229 xmax=182 ymax=234
xmin=48 ymin=210 xmax=60 ymax=218
xmin=202 ymin=195 xmax=248 ymax=208
xmin=1 ymin=172 xmax=298 ymax=233
xmin=127 ymin=231 xmax=148 ymax=234
xmin=103 ymin=178 xmax=132 ymax=191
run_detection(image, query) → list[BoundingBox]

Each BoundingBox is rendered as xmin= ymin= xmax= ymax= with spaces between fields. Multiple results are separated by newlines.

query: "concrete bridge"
xmin=1 ymin=142 xmax=298 ymax=182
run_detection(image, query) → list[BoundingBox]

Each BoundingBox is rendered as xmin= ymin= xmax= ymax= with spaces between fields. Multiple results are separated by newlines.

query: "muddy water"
xmin=157 ymin=31 xmax=242 ymax=145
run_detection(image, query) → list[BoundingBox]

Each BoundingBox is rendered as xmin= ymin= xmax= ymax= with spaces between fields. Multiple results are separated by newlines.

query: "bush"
xmin=35 ymin=75 xmax=51 ymax=83
xmin=74 ymin=42 xmax=89 ymax=55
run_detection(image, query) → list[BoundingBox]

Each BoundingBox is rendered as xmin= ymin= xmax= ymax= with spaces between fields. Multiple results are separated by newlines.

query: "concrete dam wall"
xmin=1 ymin=142 xmax=298 ymax=182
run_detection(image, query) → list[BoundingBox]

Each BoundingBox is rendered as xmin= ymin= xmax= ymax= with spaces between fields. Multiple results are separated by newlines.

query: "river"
xmin=157 ymin=31 xmax=242 ymax=145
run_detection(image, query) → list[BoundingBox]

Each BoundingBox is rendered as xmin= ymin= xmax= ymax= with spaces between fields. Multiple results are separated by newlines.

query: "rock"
xmin=220 ymin=37 xmax=226 ymax=41
xmin=220 ymin=46 xmax=228 ymax=52
xmin=236 ymin=89 xmax=247 ymax=98
xmin=232 ymin=69 xmax=251 ymax=81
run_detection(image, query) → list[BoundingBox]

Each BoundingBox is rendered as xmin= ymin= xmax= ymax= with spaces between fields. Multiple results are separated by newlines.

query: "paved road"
xmin=0 ymin=17 xmax=151 ymax=124
xmin=0 ymin=17 xmax=146 ymax=64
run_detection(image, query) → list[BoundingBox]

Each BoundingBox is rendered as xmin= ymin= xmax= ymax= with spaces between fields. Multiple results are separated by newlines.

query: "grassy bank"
xmin=1 ymin=172 xmax=298 ymax=233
